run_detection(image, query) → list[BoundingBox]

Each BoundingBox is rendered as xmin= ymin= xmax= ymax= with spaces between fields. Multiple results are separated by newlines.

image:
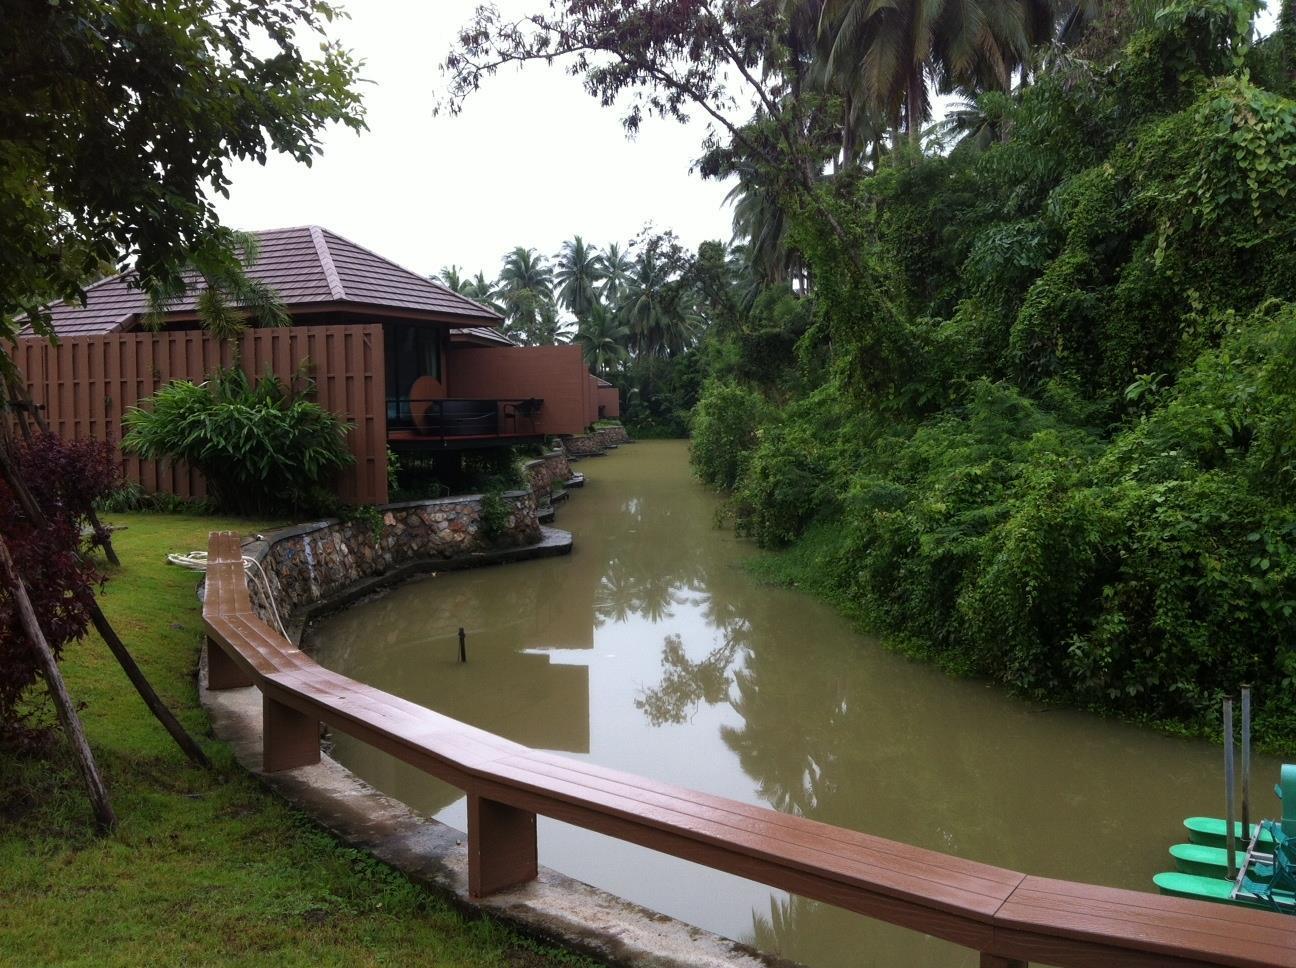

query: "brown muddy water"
xmin=307 ymin=439 xmax=1279 ymax=968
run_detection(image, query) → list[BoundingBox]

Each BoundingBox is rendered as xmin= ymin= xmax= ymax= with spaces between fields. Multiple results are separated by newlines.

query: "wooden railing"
xmin=201 ymin=531 xmax=1296 ymax=968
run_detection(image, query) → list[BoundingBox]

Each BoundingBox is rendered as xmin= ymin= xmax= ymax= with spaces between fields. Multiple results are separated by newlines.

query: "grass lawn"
xmin=0 ymin=512 xmax=595 ymax=967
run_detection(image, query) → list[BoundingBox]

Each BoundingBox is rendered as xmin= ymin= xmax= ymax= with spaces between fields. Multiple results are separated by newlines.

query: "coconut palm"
xmin=571 ymin=302 xmax=629 ymax=375
xmin=496 ymin=246 xmax=556 ymax=344
xmin=816 ymin=0 xmax=1060 ymax=145
xmin=554 ymin=235 xmax=603 ymax=317
xmin=433 ymin=264 xmax=470 ymax=294
xmin=598 ymin=243 xmax=635 ymax=306
xmin=622 ymin=251 xmax=699 ymax=357
xmin=463 ymin=271 xmax=503 ymax=312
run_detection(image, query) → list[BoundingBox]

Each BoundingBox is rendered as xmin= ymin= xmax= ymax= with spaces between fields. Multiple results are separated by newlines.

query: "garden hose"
xmin=167 ymin=550 xmax=288 ymax=639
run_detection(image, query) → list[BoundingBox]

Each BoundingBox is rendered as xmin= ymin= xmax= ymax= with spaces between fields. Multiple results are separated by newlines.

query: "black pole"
xmin=458 ymin=627 xmax=466 ymax=663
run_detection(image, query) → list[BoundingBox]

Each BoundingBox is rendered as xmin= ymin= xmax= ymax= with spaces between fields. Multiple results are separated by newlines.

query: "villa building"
xmin=14 ymin=226 xmax=617 ymax=503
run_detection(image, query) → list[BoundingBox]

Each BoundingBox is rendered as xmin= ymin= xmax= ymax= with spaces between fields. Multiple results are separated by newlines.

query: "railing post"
xmin=206 ymin=637 xmax=253 ymax=690
xmin=980 ymin=954 xmax=1027 ymax=968
xmin=261 ymin=693 xmax=319 ymax=773
xmin=467 ymin=793 xmax=538 ymax=897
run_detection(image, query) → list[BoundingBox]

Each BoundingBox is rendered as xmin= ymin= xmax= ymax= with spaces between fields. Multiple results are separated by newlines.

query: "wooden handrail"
xmin=201 ymin=531 xmax=1296 ymax=968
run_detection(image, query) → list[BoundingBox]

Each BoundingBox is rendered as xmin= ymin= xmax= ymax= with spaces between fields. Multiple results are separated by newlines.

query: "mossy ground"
xmin=0 ymin=512 xmax=596 ymax=967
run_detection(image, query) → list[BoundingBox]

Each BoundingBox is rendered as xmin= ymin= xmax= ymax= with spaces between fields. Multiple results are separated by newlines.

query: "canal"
xmin=307 ymin=439 xmax=1272 ymax=967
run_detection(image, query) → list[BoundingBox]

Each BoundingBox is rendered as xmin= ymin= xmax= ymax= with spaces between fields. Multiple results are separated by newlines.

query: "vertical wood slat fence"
xmin=12 ymin=325 xmax=388 ymax=505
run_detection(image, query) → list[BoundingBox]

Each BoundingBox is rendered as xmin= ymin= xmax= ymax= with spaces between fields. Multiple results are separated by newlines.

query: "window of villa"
xmin=386 ymin=323 xmax=442 ymax=401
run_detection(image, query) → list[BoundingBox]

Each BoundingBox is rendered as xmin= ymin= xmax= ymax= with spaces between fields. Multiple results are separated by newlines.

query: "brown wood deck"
xmin=202 ymin=530 xmax=1296 ymax=968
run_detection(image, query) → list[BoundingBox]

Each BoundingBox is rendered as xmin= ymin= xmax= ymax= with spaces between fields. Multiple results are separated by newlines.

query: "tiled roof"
xmin=32 ymin=226 xmax=502 ymax=337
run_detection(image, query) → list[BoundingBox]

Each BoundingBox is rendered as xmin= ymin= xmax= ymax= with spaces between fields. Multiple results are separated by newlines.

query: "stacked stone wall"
xmin=562 ymin=433 xmax=605 ymax=458
xmin=523 ymin=449 xmax=574 ymax=503
xmin=593 ymin=425 xmax=630 ymax=448
xmin=242 ymin=491 xmax=539 ymax=626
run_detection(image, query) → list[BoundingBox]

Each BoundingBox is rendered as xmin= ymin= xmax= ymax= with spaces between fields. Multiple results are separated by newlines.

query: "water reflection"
xmin=308 ymin=441 xmax=1281 ymax=968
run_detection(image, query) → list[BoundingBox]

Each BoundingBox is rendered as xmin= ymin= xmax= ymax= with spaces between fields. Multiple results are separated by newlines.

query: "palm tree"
xmin=464 ymin=271 xmax=504 ymax=313
xmin=496 ymin=246 xmax=556 ymax=344
xmin=554 ymin=236 xmax=603 ymax=317
xmin=433 ymin=264 xmax=470 ymax=294
xmin=598 ymin=243 xmax=635 ymax=307
xmin=816 ymin=0 xmax=1059 ymax=146
xmin=571 ymin=303 xmax=629 ymax=375
xmin=621 ymin=251 xmax=698 ymax=357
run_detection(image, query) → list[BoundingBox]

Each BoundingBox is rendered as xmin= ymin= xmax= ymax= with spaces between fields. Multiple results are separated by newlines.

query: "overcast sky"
xmin=213 ymin=1 xmax=737 ymax=282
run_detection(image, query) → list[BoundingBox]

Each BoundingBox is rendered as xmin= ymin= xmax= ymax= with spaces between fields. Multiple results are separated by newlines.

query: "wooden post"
xmin=0 ymin=532 xmax=117 ymax=833
xmin=467 ymin=793 xmax=538 ymax=897
xmin=261 ymin=693 xmax=319 ymax=773
xmin=206 ymin=637 xmax=253 ymax=690
xmin=979 ymin=955 xmax=1027 ymax=968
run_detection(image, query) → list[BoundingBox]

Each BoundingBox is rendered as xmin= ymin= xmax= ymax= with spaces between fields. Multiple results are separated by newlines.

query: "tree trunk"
xmin=0 ymin=532 xmax=117 ymax=833
xmin=907 ymin=62 xmax=925 ymax=148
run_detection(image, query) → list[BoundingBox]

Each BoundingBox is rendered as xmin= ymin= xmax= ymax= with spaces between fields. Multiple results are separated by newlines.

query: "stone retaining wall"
xmin=593 ymin=425 xmax=630 ymax=448
xmin=561 ymin=433 xmax=605 ymax=458
xmin=241 ymin=491 xmax=540 ymax=627
xmin=523 ymin=449 xmax=574 ymax=504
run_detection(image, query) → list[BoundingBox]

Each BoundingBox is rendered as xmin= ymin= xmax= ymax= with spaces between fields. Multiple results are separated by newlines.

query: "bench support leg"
xmin=980 ymin=955 xmax=1027 ymax=968
xmin=468 ymin=793 xmax=537 ymax=897
xmin=261 ymin=693 xmax=319 ymax=773
xmin=206 ymin=637 xmax=253 ymax=690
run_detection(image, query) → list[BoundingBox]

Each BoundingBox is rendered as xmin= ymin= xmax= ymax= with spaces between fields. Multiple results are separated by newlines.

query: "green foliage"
xmin=477 ymin=489 xmax=511 ymax=542
xmin=689 ymin=381 xmax=766 ymax=489
xmin=689 ymin=4 xmax=1296 ymax=744
xmin=122 ymin=367 xmax=353 ymax=516
xmin=2 ymin=0 xmax=364 ymax=350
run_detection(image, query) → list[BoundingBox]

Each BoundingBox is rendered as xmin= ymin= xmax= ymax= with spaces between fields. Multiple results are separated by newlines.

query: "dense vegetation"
xmin=446 ymin=0 xmax=1296 ymax=746
xmin=695 ymin=3 xmax=1296 ymax=745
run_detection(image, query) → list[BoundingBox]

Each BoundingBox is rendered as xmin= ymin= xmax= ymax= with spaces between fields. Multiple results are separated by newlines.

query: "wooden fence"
xmin=203 ymin=529 xmax=1296 ymax=968
xmin=13 ymin=326 xmax=388 ymax=504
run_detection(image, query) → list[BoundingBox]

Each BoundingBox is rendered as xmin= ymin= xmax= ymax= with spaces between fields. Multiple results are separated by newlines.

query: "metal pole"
xmin=1241 ymin=686 xmax=1252 ymax=851
xmin=1224 ymin=697 xmax=1237 ymax=879
xmin=458 ymin=627 xmax=467 ymax=663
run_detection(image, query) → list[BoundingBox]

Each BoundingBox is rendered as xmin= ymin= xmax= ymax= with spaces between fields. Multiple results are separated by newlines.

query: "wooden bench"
xmin=201 ymin=531 xmax=1296 ymax=967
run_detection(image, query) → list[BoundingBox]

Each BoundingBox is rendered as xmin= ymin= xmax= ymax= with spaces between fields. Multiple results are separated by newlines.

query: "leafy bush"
xmin=122 ymin=366 xmax=353 ymax=515
xmin=1 ymin=434 xmax=117 ymax=732
xmin=689 ymin=380 xmax=767 ymax=489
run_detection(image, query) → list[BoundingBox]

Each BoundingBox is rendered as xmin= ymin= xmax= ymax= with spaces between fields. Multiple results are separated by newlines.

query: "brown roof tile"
xmin=31 ymin=226 xmax=502 ymax=337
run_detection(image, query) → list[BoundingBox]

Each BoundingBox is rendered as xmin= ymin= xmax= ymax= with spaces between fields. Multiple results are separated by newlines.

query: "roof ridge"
xmin=317 ymin=227 xmax=501 ymax=320
xmin=309 ymin=226 xmax=346 ymax=301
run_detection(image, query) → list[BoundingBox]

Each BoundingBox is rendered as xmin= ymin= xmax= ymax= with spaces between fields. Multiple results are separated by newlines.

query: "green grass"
xmin=0 ymin=512 xmax=597 ymax=967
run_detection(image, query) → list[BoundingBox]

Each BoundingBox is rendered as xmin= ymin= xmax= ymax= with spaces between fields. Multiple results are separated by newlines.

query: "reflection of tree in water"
xmin=635 ymin=632 xmax=742 ymax=726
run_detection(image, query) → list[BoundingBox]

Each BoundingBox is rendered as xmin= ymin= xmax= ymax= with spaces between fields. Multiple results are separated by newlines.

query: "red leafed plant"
xmin=0 ymin=434 xmax=119 ymax=730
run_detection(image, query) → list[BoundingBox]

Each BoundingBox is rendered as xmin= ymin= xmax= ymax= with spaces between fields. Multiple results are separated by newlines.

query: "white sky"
xmin=214 ymin=1 xmax=1281 ymax=283
xmin=214 ymin=0 xmax=737 ymax=282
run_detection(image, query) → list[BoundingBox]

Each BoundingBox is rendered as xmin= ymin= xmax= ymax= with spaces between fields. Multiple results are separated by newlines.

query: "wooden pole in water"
xmin=1241 ymin=686 xmax=1252 ymax=850
xmin=458 ymin=627 xmax=467 ymax=663
xmin=1225 ymin=697 xmax=1237 ymax=880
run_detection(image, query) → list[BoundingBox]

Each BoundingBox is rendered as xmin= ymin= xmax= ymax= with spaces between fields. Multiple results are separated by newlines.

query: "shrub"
xmin=689 ymin=380 xmax=766 ymax=489
xmin=122 ymin=366 xmax=353 ymax=515
xmin=0 ymin=434 xmax=117 ymax=732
